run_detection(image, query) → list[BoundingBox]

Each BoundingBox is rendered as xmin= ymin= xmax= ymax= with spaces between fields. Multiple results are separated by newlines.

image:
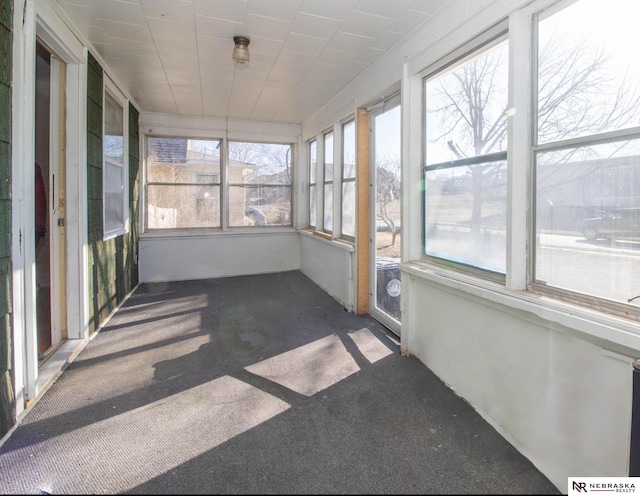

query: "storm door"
xmin=369 ymin=98 xmax=401 ymax=335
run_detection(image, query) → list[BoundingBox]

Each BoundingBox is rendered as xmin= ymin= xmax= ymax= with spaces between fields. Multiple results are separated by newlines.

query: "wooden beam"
xmin=356 ymin=108 xmax=370 ymax=314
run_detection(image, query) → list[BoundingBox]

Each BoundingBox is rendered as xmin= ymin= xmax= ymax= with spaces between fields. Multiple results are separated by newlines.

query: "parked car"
xmin=581 ymin=207 xmax=640 ymax=241
xmin=245 ymin=207 xmax=267 ymax=225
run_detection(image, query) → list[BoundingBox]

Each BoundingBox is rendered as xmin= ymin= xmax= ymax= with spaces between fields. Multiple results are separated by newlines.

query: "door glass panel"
xmin=373 ymin=105 xmax=402 ymax=326
xmin=35 ymin=40 xmax=67 ymax=362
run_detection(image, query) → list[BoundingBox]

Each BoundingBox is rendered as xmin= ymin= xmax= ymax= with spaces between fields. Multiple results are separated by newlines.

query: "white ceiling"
xmin=55 ymin=0 xmax=450 ymax=125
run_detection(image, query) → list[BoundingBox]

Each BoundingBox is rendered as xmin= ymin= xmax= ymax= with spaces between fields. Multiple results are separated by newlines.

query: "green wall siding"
xmin=0 ymin=11 xmax=141 ymax=440
xmin=86 ymin=51 xmax=139 ymax=334
xmin=0 ymin=0 xmax=13 ymax=439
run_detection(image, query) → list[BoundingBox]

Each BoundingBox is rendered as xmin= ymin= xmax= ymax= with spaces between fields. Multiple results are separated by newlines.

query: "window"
xmin=341 ymin=120 xmax=356 ymax=240
xmin=532 ymin=0 xmax=640 ymax=315
xmin=423 ymin=33 xmax=509 ymax=275
xmin=228 ymin=141 xmax=292 ymax=227
xmin=309 ymin=140 xmax=317 ymax=228
xmin=145 ymin=137 xmax=292 ymax=230
xmin=146 ymin=137 xmax=221 ymax=229
xmin=103 ymin=80 xmax=128 ymax=238
xmin=323 ymin=131 xmax=334 ymax=234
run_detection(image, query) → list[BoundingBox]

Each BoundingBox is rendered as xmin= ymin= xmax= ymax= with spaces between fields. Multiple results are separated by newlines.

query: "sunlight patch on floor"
xmin=348 ymin=327 xmax=393 ymax=363
xmin=244 ymin=334 xmax=361 ymax=396
xmin=3 ymin=376 xmax=290 ymax=494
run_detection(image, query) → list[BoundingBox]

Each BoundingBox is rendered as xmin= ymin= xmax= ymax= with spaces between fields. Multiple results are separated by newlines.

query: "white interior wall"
xmin=299 ymin=232 xmax=354 ymax=310
xmin=402 ymin=267 xmax=633 ymax=490
xmin=139 ymin=231 xmax=301 ymax=283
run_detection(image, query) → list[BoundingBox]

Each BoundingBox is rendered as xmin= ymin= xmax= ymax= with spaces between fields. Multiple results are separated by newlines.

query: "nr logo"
xmin=573 ymin=481 xmax=588 ymax=492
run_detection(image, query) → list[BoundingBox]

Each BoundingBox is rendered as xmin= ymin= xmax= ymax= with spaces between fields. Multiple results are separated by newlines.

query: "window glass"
xmin=103 ymin=89 xmax=126 ymax=235
xmin=309 ymin=185 xmax=317 ymax=228
xmin=324 ymin=132 xmax=334 ymax=181
xmin=343 ymin=121 xmax=356 ymax=179
xmin=324 ymin=184 xmax=333 ymax=233
xmin=536 ymin=0 xmax=640 ymax=144
xmin=228 ymin=141 xmax=292 ymax=227
xmin=146 ymin=138 xmax=221 ymax=229
xmin=533 ymin=0 xmax=640 ymax=311
xmin=323 ymin=132 xmax=334 ymax=233
xmin=309 ymin=140 xmax=317 ymax=227
xmin=342 ymin=182 xmax=356 ymax=238
xmin=309 ymin=140 xmax=317 ymax=183
xmin=424 ymin=36 xmax=508 ymax=274
xmin=341 ymin=120 xmax=356 ymax=239
xmin=535 ymin=139 xmax=640 ymax=303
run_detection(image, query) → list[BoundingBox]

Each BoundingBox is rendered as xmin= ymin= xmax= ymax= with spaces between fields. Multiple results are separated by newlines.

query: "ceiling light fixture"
xmin=232 ymin=35 xmax=250 ymax=64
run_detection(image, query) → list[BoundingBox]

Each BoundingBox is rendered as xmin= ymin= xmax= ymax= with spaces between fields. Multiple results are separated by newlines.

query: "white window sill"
xmin=298 ymin=228 xmax=355 ymax=252
xmin=401 ymin=260 xmax=640 ymax=359
xmin=140 ymin=226 xmax=298 ymax=240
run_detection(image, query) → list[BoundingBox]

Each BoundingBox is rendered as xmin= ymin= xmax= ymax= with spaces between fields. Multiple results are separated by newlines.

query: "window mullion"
xmin=506 ymin=8 xmax=533 ymax=291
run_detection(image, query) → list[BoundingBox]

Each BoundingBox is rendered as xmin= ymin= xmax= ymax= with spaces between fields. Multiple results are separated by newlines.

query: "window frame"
xmin=144 ymin=136 xmax=222 ymax=231
xmin=412 ymin=0 xmax=640 ymax=323
xmin=322 ymin=130 xmax=335 ymax=235
xmin=526 ymin=0 xmax=640 ymax=322
xmin=308 ymin=139 xmax=317 ymax=229
xmin=226 ymin=139 xmax=293 ymax=228
xmin=143 ymin=135 xmax=294 ymax=232
xmin=341 ymin=118 xmax=356 ymax=242
xmin=102 ymin=77 xmax=129 ymax=240
xmin=420 ymin=25 xmax=509 ymax=283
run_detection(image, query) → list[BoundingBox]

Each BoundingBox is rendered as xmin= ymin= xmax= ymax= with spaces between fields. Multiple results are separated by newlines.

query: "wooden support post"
xmin=356 ymin=108 xmax=370 ymax=314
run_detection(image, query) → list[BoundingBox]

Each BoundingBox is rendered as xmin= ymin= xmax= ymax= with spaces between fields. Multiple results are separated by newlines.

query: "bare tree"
xmin=376 ymin=155 xmax=401 ymax=247
xmin=427 ymin=32 xmax=640 ymax=236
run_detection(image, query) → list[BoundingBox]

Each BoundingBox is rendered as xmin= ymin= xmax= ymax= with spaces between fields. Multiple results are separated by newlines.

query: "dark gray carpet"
xmin=0 ymin=270 xmax=560 ymax=494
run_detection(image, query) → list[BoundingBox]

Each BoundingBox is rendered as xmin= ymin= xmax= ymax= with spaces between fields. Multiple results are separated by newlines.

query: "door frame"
xmin=11 ymin=0 xmax=88 ymax=416
xmin=368 ymin=97 xmax=402 ymax=336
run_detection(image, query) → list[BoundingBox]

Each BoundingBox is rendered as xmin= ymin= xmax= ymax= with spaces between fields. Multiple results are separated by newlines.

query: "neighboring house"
xmin=146 ymin=139 xmax=258 ymax=228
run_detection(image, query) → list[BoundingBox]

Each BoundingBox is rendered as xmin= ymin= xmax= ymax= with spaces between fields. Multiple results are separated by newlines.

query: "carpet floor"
xmin=0 ymin=270 xmax=560 ymax=494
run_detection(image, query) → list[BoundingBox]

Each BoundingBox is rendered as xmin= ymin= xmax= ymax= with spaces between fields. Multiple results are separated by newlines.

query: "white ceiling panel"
xmin=246 ymin=0 xmax=303 ymax=23
xmin=109 ymin=38 xmax=157 ymax=57
xmin=82 ymin=0 xmax=147 ymax=25
xmin=199 ymin=65 xmax=235 ymax=82
xmin=353 ymin=46 xmax=386 ymax=65
xmin=155 ymin=37 xmax=198 ymax=56
xmin=195 ymin=15 xmax=242 ymax=42
xmin=315 ymin=48 xmax=357 ymax=67
xmin=282 ymin=33 xmax=328 ymax=57
xmin=55 ymin=0 xmax=451 ymax=124
xmin=248 ymin=36 xmax=284 ymax=56
xmin=354 ymin=0 xmax=414 ymax=18
xmin=58 ymin=2 xmax=101 ymax=27
xmin=139 ymin=0 xmax=195 ymax=23
xmin=409 ymin=0 xmax=449 ymax=14
xmin=75 ymin=25 xmax=113 ymax=45
xmin=201 ymin=86 xmax=232 ymax=105
xmin=387 ymin=10 xmax=430 ymax=35
xmin=242 ymin=13 xmax=291 ymax=41
xmin=289 ymin=13 xmax=341 ymax=39
xmin=146 ymin=18 xmax=197 ymax=41
xmin=326 ymin=31 xmax=374 ymax=54
xmin=339 ymin=10 xmax=394 ymax=38
xmin=98 ymin=19 xmax=154 ymax=42
xmin=369 ymin=30 xmax=405 ymax=50
xmin=299 ymin=0 xmax=359 ymax=21
xmin=193 ymin=0 xmax=247 ymax=23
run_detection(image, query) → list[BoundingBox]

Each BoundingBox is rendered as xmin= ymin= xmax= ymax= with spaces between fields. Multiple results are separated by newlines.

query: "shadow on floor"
xmin=0 ymin=271 xmax=560 ymax=494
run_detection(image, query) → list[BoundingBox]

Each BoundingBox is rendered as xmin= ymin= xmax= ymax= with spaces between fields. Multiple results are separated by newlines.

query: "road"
xmin=536 ymin=232 xmax=640 ymax=304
